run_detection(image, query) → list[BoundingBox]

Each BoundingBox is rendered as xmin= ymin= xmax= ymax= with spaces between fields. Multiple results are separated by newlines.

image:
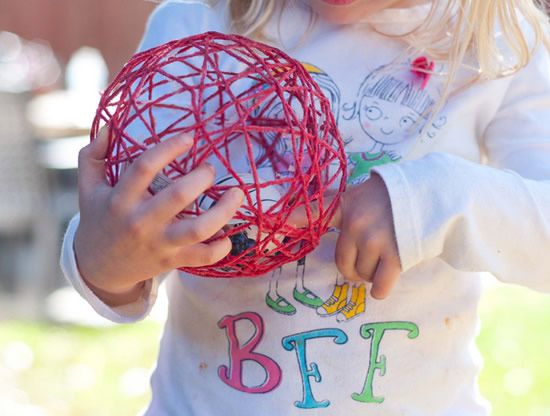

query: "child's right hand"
xmin=288 ymin=174 xmax=401 ymax=300
xmin=74 ymin=128 xmax=244 ymax=306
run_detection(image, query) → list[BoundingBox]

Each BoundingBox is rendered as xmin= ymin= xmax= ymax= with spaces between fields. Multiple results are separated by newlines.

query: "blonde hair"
xmin=205 ymin=0 xmax=548 ymax=139
xmin=220 ymin=0 xmax=550 ymax=84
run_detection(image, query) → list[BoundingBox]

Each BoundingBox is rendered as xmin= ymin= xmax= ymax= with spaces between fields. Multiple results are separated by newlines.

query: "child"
xmin=61 ymin=0 xmax=550 ymax=414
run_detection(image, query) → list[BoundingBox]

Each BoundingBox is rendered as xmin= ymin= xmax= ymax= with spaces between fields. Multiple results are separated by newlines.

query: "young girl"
xmin=61 ymin=0 xmax=550 ymax=414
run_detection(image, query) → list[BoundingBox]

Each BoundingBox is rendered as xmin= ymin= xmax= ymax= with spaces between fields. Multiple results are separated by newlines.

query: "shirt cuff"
xmin=60 ymin=214 xmax=160 ymax=323
xmin=370 ymin=163 xmax=423 ymax=272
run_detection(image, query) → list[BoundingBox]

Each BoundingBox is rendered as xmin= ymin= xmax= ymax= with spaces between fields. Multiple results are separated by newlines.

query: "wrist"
xmin=73 ymin=229 xmax=147 ymax=307
xmin=82 ymin=277 xmax=147 ymax=307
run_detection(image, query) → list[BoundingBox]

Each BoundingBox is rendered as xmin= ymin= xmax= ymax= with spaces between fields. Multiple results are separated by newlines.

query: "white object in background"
xmin=28 ymin=47 xmax=108 ymax=138
xmin=65 ymin=47 xmax=108 ymax=95
xmin=35 ymin=135 xmax=89 ymax=170
xmin=0 ymin=31 xmax=61 ymax=93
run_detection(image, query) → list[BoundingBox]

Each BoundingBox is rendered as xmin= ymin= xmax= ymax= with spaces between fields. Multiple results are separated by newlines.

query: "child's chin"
xmin=314 ymin=8 xmax=367 ymax=25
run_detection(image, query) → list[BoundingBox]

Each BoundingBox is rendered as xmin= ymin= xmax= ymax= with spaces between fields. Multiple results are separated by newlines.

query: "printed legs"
xmin=265 ymin=254 xmax=323 ymax=315
xmin=293 ymin=256 xmax=323 ymax=308
xmin=266 ymin=267 xmax=296 ymax=315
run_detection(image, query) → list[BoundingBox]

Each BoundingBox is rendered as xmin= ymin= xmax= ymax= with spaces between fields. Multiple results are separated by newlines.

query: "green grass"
xmin=0 ymin=321 xmax=162 ymax=416
xmin=477 ymin=284 xmax=550 ymax=416
xmin=0 ymin=283 xmax=549 ymax=415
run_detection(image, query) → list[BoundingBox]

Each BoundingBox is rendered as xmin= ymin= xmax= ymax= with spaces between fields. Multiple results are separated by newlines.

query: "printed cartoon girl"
xmin=343 ymin=61 xmax=446 ymax=185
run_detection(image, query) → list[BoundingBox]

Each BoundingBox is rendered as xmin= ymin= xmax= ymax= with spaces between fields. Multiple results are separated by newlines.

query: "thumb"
xmin=78 ymin=127 xmax=110 ymax=195
xmin=288 ymin=191 xmax=342 ymax=229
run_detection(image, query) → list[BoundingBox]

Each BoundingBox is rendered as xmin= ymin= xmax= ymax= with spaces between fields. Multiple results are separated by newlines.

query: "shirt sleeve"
xmin=59 ymin=0 xmax=228 ymax=323
xmin=60 ymin=214 xmax=164 ymax=323
xmin=371 ymin=43 xmax=550 ymax=293
xmin=138 ymin=0 xmax=229 ymax=51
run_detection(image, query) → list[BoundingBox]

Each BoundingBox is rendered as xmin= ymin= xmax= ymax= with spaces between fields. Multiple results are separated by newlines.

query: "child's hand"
xmin=74 ymin=128 xmax=244 ymax=305
xmin=289 ymin=174 xmax=401 ymax=299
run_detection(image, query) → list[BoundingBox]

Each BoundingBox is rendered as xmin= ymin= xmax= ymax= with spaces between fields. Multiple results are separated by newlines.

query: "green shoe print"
xmin=265 ymin=293 xmax=296 ymax=315
xmin=293 ymin=287 xmax=324 ymax=308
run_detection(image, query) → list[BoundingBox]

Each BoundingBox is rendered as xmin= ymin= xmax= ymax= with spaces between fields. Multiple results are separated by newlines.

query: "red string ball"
xmin=91 ymin=31 xmax=347 ymax=278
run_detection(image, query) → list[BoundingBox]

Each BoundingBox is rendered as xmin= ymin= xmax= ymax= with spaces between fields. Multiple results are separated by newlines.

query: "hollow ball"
xmin=91 ymin=31 xmax=347 ymax=277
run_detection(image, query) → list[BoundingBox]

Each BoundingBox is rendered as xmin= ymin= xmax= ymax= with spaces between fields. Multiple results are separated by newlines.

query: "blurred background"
xmin=0 ymin=0 xmax=549 ymax=415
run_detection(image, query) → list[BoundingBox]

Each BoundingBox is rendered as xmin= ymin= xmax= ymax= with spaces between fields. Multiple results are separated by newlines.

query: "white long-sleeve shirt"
xmin=61 ymin=1 xmax=550 ymax=414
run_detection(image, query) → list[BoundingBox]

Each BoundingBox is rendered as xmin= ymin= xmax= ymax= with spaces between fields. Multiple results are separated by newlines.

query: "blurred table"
xmin=27 ymin=89 xmax=96 ymax=140
xmin=35 ymin=135 xmax=88 ymax=170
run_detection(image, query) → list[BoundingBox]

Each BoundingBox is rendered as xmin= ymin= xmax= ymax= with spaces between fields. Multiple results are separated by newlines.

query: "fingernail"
xmin=202 ymin=161 xmax=215 ymax=173
xmin=213 ymin=229 xmax=226 ymax=238
xmin=178 ymin=135 xmax=194 ymax=146
xmin=229 ymin=187 xmax=244 ymax=202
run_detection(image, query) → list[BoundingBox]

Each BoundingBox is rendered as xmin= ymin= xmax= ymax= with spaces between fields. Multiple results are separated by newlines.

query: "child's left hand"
xmin=289 ymin=174 xmax=401 ymax=299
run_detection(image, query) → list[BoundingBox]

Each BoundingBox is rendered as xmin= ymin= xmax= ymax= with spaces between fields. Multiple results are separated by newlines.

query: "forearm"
xmin=60 ymin=214 xmax=161 ymax=323
xmin=79 ymin=272 xmax=148 ymax=308
xmin=372 ymin=152 xmax=550 ymax=292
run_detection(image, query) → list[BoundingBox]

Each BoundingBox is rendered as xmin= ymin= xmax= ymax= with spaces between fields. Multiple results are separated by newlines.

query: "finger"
xmin=355 ymin=244 xmax=380 ymax=282
xmin=143 ymin=163 xmax=217 ymax=221
xmin=287 ymin=203 xmax=315 ymax=228
xmin=370 ymin=256 xmax=402 ymax=300
xmin=78 ymin=127 xmax=110 ymax=195
xmin=334 ymin=233 xmax=361 ymax=281
xmin=175 ymin=237 xmax=233 ymax=268
xmin=115 ymin=134 xmax=194 ymax=204
xmin=165 ymin=187 xmax=244 ymax=245
xmin=288 ymin=190 xmax=341 ymax=228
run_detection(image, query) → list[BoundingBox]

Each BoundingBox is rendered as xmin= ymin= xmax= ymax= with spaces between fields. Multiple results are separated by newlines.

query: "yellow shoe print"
xmin=317 ymin=283 xmax=349 ymax=317
xmin=336 ymin=284 xmax=366 ymax=323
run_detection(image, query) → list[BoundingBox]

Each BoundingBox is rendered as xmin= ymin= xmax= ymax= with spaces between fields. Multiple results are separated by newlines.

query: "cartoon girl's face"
xmin=358 ymin=96 xmax=423 ymax=145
